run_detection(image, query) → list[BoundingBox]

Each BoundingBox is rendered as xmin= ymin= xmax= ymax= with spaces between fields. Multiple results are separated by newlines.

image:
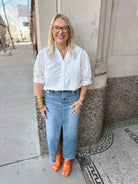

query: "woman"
xmin=34 ymin=14 xmax=92 ymax=177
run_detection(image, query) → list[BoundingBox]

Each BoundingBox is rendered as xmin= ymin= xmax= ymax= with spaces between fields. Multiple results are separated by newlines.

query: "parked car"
xmin=6 ymin=37 xmax=13 ymax=45
xmin=22 ymin=37 xmax=26 ymax=41
xmin=14 ymin=37 xmax=21 ymax=43
xmin=6 ymin=37 xmax=10 ymax=47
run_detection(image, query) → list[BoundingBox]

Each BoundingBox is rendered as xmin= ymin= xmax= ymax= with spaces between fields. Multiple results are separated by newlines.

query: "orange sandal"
xmin=52 ymin=155 xmax=63 ymax=172
xmin=62 ymin=159 xmax=72 ymax=177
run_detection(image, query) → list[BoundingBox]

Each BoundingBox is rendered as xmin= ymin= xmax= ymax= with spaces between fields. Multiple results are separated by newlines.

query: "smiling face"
xmin=52 ymin=18 xmax=70 ymax=47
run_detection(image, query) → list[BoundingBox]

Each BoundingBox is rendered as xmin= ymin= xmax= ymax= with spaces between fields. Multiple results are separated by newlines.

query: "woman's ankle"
xmin=56 ymin=154 xmax=62 ymax=157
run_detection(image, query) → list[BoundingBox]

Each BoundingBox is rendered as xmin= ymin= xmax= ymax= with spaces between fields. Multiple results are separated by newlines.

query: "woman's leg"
xmin=62 ymin=89 xmax=80 ymax=160
xmin=63 ymin=110 xmax=80 ymax=160
xmin=44 ymin=91 xmax=63 ymax=163
xmin=52 ymin=133 xmax=63 ymax=172
xmin=56 ymin=134 xmax=62 ymax=156
xmin=62 ymin=89 xmax=80 ymax=176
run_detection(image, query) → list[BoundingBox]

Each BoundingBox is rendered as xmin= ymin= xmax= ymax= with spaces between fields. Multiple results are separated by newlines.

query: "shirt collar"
xmin=54 ymin=42 xmax=67 ymax=52
xmin=54 ymin=42 xmax=71 ymax=62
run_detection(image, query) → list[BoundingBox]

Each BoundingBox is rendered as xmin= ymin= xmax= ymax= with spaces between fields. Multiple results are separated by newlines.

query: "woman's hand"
xmin=71 ymin=100 xmax=82 ymax=115
xmin=40 ymin=105 xmax=49 ymax=119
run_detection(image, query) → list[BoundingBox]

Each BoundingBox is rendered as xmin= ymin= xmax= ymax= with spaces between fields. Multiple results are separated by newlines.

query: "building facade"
xmin=32 ymin=0 xmax=138 ymax=149
xmin=0 ymin=15 xmax=6 ymax=50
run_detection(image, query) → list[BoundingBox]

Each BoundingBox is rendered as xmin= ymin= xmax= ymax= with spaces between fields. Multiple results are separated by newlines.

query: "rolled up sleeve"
xmin=81 ymin=50 xmax=92 ymax=86
xmin=34 ymin=53 xmax=45 ymax=84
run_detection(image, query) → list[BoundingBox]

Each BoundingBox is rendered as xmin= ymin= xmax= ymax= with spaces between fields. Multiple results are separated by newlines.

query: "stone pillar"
xmin=35 ymin=0 xmax=57 ymax=51
xmin=94 ymin=0 xmax=113 ymax=88
xmin=58 ymin=0 xmax=112 ymax=150
xmin=78 ymin=0 xmax=113 ymax=149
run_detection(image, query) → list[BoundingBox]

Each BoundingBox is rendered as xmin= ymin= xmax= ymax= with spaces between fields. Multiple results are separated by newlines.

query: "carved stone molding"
xmin=95 ymin=0 xmax=113 ymax=76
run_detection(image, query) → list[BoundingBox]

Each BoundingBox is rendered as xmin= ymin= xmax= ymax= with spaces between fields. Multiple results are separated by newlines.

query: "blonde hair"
xmin=48 ymin=14 xmax=76 ymax=59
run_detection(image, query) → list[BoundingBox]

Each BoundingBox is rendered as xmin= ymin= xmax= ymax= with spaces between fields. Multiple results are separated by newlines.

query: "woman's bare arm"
xmin=71 ymin=85 xmax=89 ymax=115
xmin=34 ymin=83 xmax=44 ymax=97
xmin=79 ymin=85 xmax=88 ymax=104
xmin=34 ymin=83 xmax=49 ymax=119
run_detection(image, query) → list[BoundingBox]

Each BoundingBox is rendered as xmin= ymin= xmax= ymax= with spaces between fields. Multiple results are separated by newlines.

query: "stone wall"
xmin=78 ymin=87 xmax=106 ymax=149
xmin=104 ymin=75 xmax=138 ymax=125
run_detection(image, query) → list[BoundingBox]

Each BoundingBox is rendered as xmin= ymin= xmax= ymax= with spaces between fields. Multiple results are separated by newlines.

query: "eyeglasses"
xmin=52 ymin=26 xmax=69 ymax=33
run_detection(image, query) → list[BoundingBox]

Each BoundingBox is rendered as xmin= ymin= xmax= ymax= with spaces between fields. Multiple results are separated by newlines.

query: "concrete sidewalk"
xmin=0 ymin=43 xmax=86 ymax=184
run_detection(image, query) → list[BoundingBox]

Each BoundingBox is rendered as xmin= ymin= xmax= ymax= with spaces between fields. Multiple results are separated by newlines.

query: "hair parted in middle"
xmin=48 ymin=14 xmax=76 ymax=59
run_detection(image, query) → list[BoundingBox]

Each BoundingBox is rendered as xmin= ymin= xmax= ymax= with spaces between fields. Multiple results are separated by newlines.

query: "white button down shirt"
xmin=34 ymin=44 xmax=92 ymax=91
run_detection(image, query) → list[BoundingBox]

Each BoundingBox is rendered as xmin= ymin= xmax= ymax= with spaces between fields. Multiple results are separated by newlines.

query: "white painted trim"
xmin=107 ymin=0 xmax=119 ymax=58
xmin=35 ymin=0 xmax=41 ymax=51
xmin=57 ymin=0 xmax=61 ymax=13
xmin=95 ymin=0 xmax=113 ymax=76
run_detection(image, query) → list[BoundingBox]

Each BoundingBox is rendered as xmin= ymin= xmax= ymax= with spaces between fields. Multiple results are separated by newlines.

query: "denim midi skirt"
xmin=44 ymin=88 xmax=81 ymax=163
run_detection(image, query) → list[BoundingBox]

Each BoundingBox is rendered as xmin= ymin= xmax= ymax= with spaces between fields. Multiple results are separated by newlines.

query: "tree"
xmin=1 ymin=0 xmax=15 ymax=49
